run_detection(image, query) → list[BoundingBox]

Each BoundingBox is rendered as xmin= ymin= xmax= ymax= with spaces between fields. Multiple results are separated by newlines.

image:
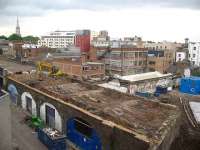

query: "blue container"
xmin=155 ymin=86 xmax=168 ymax=94
xmin=38 ymin=128 xmax=66 ymax=150
xmin=66 ymin=118 xmax=102 ymax=150
xmin=179 ymin=76 xmax=200 ymax=95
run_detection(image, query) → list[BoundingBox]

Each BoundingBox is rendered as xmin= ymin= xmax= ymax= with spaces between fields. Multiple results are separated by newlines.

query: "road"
xmin=0 ymin=57 xmax=35 ymax=73
xmin=11 ymin=106 xmax=47 ymax=150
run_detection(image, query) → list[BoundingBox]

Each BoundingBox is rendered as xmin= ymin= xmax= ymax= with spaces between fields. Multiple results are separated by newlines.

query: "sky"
xmin=0 ymin=0 xmax=200 ymax=42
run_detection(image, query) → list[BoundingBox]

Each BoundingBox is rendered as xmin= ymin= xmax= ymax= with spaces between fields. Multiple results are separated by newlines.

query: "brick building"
xmin=90 ymin=46 xmax=148 ymax=76
xmin=6 ymin=72 xmax=180 ymax=150
xmin=147 ymin=50 xmax=174 ymax=73
xmin=75 ymin=30 xmax=91 ymax=52
xmin=52 ymin=54 xmax=105 ymax=80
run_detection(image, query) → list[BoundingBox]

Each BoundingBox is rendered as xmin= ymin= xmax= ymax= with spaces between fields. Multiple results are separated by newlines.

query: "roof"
xmin=183 ymin=76 xmax=200 ymax=80
xmin=189 ymin=101 xmax=200 ymax=124
xmin=83 ymin=62 xmax=104 ymax=65
xmin=9 ymin=72 xmax=179 ymax=144
xmin=117 ymin=71 xmax=172 ymax=83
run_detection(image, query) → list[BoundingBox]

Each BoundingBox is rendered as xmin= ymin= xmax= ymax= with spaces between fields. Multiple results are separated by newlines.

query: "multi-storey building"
xmin=188 ymin=42 xmax=200 ymax=66
xmin=90 ymin=31 xmax=99 ymax=42
xmin=147 ymin=50 xmax=174 ymax=73
xmin=144 ymin=41 xmax=182 ymax=62
xmin=75 ymin=30 xmax=91 ymax=52
xmin=38 ymin=31 xmax=76 ymax=48
xmin=176 ymin=49 xmax=187 ymax=62
xmin=90 ymin=46 xmax=148 ymax=75
xmin=0 ymin=39 xmax=9 ymax=55
xmin=91 ymin=30 xmax=110 ymax=47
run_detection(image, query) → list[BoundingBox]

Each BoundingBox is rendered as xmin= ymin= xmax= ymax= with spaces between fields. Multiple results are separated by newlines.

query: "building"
xmin=90 ymin=46 xmax=148 ymax=76
xmin=6 ymin=71 xmax=180 ymax=150
xmin=75 ymin=30 xmax=91 ymax=52
xmin=123 ymin=36 xmax=143 ymax=48
xmin=16 ymin=16 xmax=21 ymax=36
xmin=188 ymin=42 xmax=200 ymax=66
xmin=144 ymin=41 xmax=182 ymax=62
xmin=52 ymin=54 xmax=105 ymax=80
xmin=38 ymin=31 xmax=76 ymax=48
xmin=147 ymin=49 xmax=174 ymax=73
xmin=0 ymin=39 xmax=9 ymax=55
xmin=176 ymin=49 xmax=187 ymax=62
xmin=99 ymin=71 xmax=172 ymax=95
xmin=91 ymin=30 xmax=110 ymax=47
xmin=144 ymin=41 xmax=182 ymax=51
xmin=90 ymin=31 xmax=99 ymax=42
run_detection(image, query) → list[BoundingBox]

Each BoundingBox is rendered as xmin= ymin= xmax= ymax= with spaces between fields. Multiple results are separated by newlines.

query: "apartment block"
xmin=188 ymin=42 xmax=200 ymax=66
xmin=38 ymin=31 xmax=76 ymax=48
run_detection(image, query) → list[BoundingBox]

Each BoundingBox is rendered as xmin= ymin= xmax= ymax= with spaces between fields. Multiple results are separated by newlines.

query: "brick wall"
xmin=7 ymin=78 xmax=150 ymax=150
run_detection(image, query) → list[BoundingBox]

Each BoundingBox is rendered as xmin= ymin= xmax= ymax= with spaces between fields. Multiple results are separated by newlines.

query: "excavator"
xmin=36 ymin=61 xmax=64 ymax=77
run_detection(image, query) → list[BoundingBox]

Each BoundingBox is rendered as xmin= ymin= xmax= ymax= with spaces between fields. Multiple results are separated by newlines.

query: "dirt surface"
xmin=159 ymin=91 xmax=200 ymax=150
xmin=0 ymin=57 xmax=35 ymax=73
xmin=10 ymin=73 xmax=179 ymax=143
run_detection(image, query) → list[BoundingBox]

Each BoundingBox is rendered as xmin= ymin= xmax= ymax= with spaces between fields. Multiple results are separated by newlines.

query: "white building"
xmin=176 ymin=50 xmax=187 ymax=62
xmin=91 ymin=30 xmax=110 ymax=47
xmin=90 ymin=31 xmax=99 ymax=42
xmin=38 ymin=31 xmax=76 ymax=48
xmin=188 ymin=42 xmax=200 ymax=66
xmin=99 ymin=71 xmax=172 ymax=95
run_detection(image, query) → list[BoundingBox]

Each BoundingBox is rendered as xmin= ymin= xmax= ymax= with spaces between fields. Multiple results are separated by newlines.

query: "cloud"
xmin=0 ymin=0 xmax=200 ymax=17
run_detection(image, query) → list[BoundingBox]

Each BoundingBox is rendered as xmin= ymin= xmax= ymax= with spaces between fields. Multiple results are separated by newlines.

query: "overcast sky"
xmin=0 ymin=0 xmax=200 ymax=42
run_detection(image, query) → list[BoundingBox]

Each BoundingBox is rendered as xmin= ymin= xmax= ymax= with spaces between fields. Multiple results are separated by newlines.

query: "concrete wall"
xmin=7 ymin=78 xmax=150 ymax=150
xmin=0 ymin=90 xmax=12 ymax=150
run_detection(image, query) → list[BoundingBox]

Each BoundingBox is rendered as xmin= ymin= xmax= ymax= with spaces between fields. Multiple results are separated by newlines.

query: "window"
xmin=178 ymin=54 xmax=181 ymax=57
xmin=134 ymin=61 xmax=138 ymax=66
xmin=149 ymin=61 xmax=155 ymax=65
xmin=46 ymin=105 xmax=55 ymax=128
xmin=193 ymin=54 xmax=196 ymax=58
xmin=194 ymin=47 xmax=196 ymax=50
xmin=26 ymin=96 xmax=32 ymax=113
xmin=189 ymin=54 xmax=191 ymax=58
xmin=74 ymin=118 xmax=92 ymax=138
xmin=139 ymin=52 xmax=143 ymax=57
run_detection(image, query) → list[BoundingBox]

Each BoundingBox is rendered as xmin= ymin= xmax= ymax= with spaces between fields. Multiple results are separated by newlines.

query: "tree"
xmin=23 ymin=36 xmax=39 ymax=44
xmin=0 ymin=35 xmax=8 ymax=40
xmin=8 ymin=34 xmax=22 ymax=41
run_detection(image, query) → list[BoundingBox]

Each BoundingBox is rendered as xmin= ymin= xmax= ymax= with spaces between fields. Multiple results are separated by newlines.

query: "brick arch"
xmin=40 ymin=102 xmax=62 ymax=132
xmin=21 ymin=92 xmax=37 ymax=116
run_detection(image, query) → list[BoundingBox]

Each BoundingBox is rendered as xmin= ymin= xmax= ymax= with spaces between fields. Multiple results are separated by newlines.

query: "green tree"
xmin=8 ymin=34 xmax=22 ymax=41
xmin=0 ymin=35 xmax=8 ymax=40
xmin=23 ymin=36 xmax=39 ymax=44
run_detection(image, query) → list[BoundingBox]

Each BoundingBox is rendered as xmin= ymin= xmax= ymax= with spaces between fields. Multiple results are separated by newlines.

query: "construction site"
xmin=6 ymin=71 xmax=180 ymax=150
xmin=1 ymin=58 xmax=200 ymax=150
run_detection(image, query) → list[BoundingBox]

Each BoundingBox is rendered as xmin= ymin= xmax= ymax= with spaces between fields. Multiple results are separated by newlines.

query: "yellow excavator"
xmin=36 ymin=61 xmax=64 ymax=77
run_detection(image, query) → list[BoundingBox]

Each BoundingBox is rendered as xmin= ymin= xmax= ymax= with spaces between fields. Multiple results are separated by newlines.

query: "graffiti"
xmin=129 ymin=80 xmax=163 ymax=94
xmin=7 ymin=84 xmax=18 ymax=104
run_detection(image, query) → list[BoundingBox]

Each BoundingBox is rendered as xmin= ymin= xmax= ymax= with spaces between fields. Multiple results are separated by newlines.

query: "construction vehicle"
xmin=36 ymin=61 xmax=64 ymax=77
